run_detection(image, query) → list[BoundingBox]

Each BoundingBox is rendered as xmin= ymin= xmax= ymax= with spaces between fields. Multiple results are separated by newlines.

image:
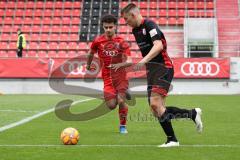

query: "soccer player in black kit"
xmin=120 ymin=3 xmax=203 ymax=147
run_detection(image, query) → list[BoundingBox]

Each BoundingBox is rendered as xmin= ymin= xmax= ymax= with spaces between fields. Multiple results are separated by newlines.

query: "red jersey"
xmin=90 ymin=34 xmax=131 ymax=80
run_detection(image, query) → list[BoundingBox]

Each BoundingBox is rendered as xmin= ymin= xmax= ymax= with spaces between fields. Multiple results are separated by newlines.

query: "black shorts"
xmin=146 ymin=63 xmax=174 ymax=100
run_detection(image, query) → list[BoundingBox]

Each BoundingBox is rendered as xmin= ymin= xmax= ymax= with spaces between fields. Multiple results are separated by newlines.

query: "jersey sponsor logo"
xmin=149 ymin=28 xmax=157 ymax=37
xmin=103 ymin=50 xmax=119 ymax=56
xmin=61 ymin=61 xmax=100 ymax=75
xmin=181 ymin=62 xmax=220 ymax=76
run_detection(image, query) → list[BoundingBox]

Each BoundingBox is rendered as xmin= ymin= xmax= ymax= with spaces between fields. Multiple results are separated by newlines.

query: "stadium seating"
xmin=0 ymin=0 xmax=238 ymax=59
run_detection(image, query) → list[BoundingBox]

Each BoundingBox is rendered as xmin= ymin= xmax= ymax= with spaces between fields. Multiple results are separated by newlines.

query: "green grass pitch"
xmin=0 ymin=94 xmax=239 ymax=160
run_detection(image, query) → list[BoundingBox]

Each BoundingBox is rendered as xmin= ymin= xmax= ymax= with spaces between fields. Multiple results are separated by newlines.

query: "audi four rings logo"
xmin=181 ymin=62 xmax=220 ymax=76
xmin=60 ymin=61 xmax=100 ymax=75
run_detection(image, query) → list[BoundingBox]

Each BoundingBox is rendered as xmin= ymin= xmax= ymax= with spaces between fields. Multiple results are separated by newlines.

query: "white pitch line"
xmin=0 ymin=110 xmax=40 ymax=113
xmin=0 ymin=98 xmax=95 ymax=133
xmin=0 ymin=144 xmax=239 ymax=148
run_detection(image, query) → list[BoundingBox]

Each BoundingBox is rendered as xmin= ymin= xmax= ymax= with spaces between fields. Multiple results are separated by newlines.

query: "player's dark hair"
xmin=121 ymin=3 xmax=137 ymax=15
xmin=101 ymin=14 xmax=117 ymax=24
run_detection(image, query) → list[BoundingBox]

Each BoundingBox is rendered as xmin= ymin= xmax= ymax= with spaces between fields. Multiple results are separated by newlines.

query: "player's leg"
xmin=117 ymin=92 xmax=128 ymax=134
xmin=104 ymin=80 xmax=118 ymax=110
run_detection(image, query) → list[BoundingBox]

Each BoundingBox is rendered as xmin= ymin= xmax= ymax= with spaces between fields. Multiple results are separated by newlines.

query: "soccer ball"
xmin=60 ymin=127 xmax=80 ymax=145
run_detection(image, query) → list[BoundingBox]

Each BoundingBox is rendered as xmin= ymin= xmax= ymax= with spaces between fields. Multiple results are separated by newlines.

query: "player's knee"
xmin=150 ymin=103 xmax=164 ymax=117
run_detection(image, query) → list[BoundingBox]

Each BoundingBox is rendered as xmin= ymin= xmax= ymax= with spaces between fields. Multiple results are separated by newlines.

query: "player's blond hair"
xmin=121 ymin=3 xmax=140 ymax=15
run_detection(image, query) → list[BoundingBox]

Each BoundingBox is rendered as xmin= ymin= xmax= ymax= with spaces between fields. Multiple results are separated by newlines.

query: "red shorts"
xmin=103 ymin=78 xmax=129 ymax=101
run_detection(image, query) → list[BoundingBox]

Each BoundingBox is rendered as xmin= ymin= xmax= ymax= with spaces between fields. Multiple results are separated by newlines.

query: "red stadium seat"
xmin=149 ymin=10 xmax=157 ymax=17
xmin=149 ymin=1 xmax=157 ymax=9
xmin=41 ymin=25 xmax=51 ymax=33
xmin=197 ymin=1 xmax=205 ymax=9
xmin=48 ymin=51 xmax=58 ymax=57
xmin=72 ymin=10 xmax=81 ymax=17
xmin=31 ymin=25 xmax=41 ymax=33
xmin=52 ymin=25 xmax=62 ymax=33
xmin=29 ymin=42 xmax=39 ymax=50
xmin=55 ymin=1 xmax=63 ymax=9
xmin=52 ymin=17 xmax=62 ymax=25
xmin=0 ymin=9 xmax=4 ymax=16
xmin=178 ymin=1 xmax=186 ymax=9
xmin=62 ymin=25 xmax=70 ymax=33
xmin=70 ymin=25 xmax=79 ymax=33
xmin=14 ymin=17 xmax=23 ymax=25
xmin=50 ymin=34 xmax=59 ymax=42
xmin=207 ymin=2 xmax=214 ymax=9
xmin=7 ymin=51 xmax=17 ymax=58
xmin=44 ymin=9 xmax=53 ymax=17
xmin=168 ymin=17 xmax=177 ymax=26
xmin=27 ymin=51 xmax=37 ymax=57
xmin=159 ymin=1 xmax=167 ymax=9
xmin=0 ymin=51 xmax=7 ymax=57
xmin=79 ymin=42 xmax=88 ymax=50
xmin=70 ymin=34 xmax=79 ymax=41
xmin=140 ymin=9 xmax=148 ymax=16
xmin=139 ymin=1 xmax=148 ymax=9
xmin=7 ymin=1 xmax=16 ymax=9
xmin=120 ymin=1 xmax=129 ymax=8
xmin=31 ymin=34 xmax=40 ymax=41
xmin=159 ymin=10 xmax=167 ymax=17
xmin=73 ymin=1 xmax=81 ymax=9
xmin=168 ymin=10 xmax=176 ymax=17
xmin=68 ymin=51 xmax=77 ymax=57
xmin=1 ymin=25 xmax=12 ymax=33
xmin=62 ymin=17 xmax=71 ymax=25
xmin=42 ymin=17 xmax=51 ymax=25
xmin=168 ymin=1 xmax=176 ymax=9
xmin=63 ymin=9 xmax=72 ymax=17
xmin=68 ymin=42 xmax=78 ymax=50
xmin=5 ymin=9 xmax=15 ymax=17
xmin=39 ymin=42 xmax=48 ymax=50
xmin=59 ymin=42 xmax=68 ymax=50
xmin=45 ymin=1 xmax=54 ymax=9
xmin=60 ymin=34 xmax=69 ymax=41
xmin=36 ymin=1 xmax=44 ymax=9
xmin=0 ymin=1 xmax=6 ymax=9
xmin=4 ymin=17 xmax=13 ymax=24
xmin=32 ymin=17 xmax=42 ymax=25
xmin=177 ymin=18 xmax=184 ymax=25
xmin=177 ymin=9 xmax=185 ymax=17
xmin=21 ymin=25 xmax=31 ymax=33
xmin=58 ymin=51 xmax=68 ymax=57
xmin=23 ymin=17 xmax=32 ymax=25
xmin=40 ymin=34 xmax=49 ymax=41
xmin=38 ymin=51 xmax=47 ymax=57
xmin=0 ymin=33 xmax=10 ymax=41
xmin=187 ymin=1 xmax=195 ymax=9
xmin=53 ymin=9 xmax=63 ymax=17
xmin=16 ymin=1 xmax=25 ymax=9
xmin=72 ymin=17 xmax=80 ymax=24
xmin=159 ymin=17 xmax=167 ymax=25
xmin=64 ymin=1 xmax=73 ymax=8
xmin=34 ymin=9 xmax=43 ymax=17
xmin=1 ymin=42 xmax=8 ymax=50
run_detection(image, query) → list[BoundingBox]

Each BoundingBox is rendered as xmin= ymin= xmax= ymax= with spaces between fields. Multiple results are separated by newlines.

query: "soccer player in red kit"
xmin=86 ymin=14 xmax=132 ymax=134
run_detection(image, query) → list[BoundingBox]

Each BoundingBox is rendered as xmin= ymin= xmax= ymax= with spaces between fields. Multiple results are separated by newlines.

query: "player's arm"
xmin=109 ymin=55 xmax=132 ymax=71
xmin=138 ymin=20 xmax=164 ymax=65
xmin=138 ymin=40 xmax=163 ymax=64
xmin=86 ymin=49 xmax=95 ymax=70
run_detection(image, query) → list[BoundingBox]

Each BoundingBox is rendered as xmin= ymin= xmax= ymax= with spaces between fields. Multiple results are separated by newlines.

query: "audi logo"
xmin=60 ymin=61 xmax=100 ymax=76
xmin=181 ymin=62 xmax=220 ymax=76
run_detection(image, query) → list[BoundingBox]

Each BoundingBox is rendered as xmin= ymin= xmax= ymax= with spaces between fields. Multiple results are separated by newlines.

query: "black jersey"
xmin=132 ymin=19 xmax=173 ymax=68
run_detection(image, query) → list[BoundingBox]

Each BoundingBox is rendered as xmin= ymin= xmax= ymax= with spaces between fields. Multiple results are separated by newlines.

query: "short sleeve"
xmin=145 ymin=20 xmax=164 ymax=42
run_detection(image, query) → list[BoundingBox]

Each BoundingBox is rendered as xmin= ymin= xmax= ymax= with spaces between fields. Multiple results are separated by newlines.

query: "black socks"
xmin=158 ymin=106 xmax=197 ymax=142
